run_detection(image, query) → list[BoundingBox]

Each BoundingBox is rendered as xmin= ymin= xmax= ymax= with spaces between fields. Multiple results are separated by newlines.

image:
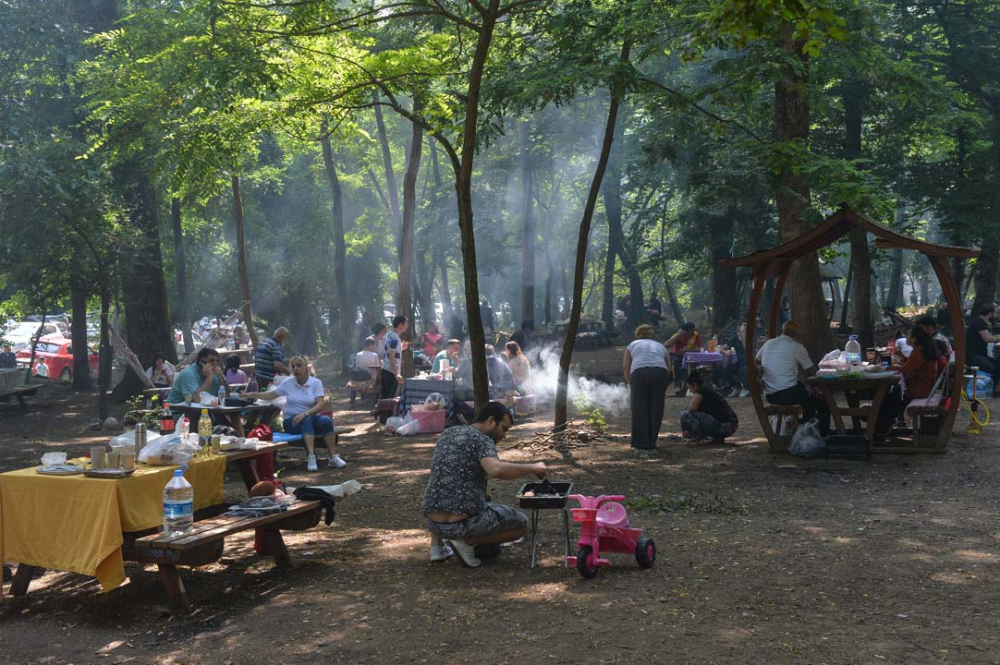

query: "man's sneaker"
xmin=446 ymin=539 xmax=482 ymax=568
xmin=738 ymin=389 xmax=750 ymax=398
xmin=429 ymin=544 xmax=454 ymax=562
xmin=306 ymin=455 xmax=318 ymax=472
xmin=329 ymin=454 xmax=347 ymax=469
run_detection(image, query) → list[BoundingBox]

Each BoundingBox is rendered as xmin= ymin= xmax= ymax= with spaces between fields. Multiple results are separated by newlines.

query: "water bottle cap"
xmin=849 ymin=335 xmax=858 ymax=340
xmin=173 ymin=469 xmax=184 ymax=477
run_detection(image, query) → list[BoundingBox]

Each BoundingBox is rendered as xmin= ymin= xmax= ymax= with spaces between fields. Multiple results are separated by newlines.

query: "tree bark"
xmin=112 ymin=167 xmax=174 ymax=400
xmin=602 ymin=108 xmax=644 ymax=334
xmin=773 ymin=27 xmax=834 ymax=361
xmin=71 ymin=279 xmax=92 ymax=390
xmin=972 ymin=130 xmax=1000 ymax=312
xmin=708 ymin=211 xmax=738 ymax=333
xmin=602 ymin=226 xmax=617 ymax=334
xmin=399 ymin=98 xmax=424 ymax=378
xmin=171 ymin=197 xmax=194 ymax=355
xmin=374 ymin=94 xmax=402 ymax=240
xmin=554 ymin=41 xmax=630 ymax=431
xmin=443 ymin=0 xmax=501 ymax=411
xmin=429 ymin=142 xmax=454 ymax=325
xmin=98 ymin=277 xmax=112 ymax=418
xmin=319 ymin=123 xmax=352 ymax=370
xmin=232 ymin=176 xmax=259 ymax=350
xmin=842 ymin=78 xmax=874 ymax=346
xmin=519 ymin=120 xmax=536 ymax=325
xmin=886 ymin=247 xmax=904 ymax=309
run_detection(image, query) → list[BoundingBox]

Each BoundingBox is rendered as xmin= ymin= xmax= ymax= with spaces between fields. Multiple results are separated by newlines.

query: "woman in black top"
xmin=967 ymin=304 xmax=1000 ymax=391
xmin=680 ymin=370 xmax=739 ymax=443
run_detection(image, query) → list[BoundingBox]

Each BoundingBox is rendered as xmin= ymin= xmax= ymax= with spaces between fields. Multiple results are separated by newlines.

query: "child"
xmin=679 ymin=370 xmax=739 ymax=444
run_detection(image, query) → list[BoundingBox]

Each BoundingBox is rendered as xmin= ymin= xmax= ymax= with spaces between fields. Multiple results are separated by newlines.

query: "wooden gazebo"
xmin=721 ymin=205 xmax=981 ymax=453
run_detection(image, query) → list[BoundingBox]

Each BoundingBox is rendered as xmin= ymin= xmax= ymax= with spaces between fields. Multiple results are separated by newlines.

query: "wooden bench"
xmin=125 ymin=500 xmax=322 ymax=614
xmin=762 ymin=404 xmax=802 ymax=453
xmin=0 ymin=384 xmax=41 ymax=408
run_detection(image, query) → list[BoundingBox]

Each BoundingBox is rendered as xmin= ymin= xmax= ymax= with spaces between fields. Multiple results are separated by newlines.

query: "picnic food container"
xmin=411 ymin=408 xmax=446 ymax=434
xmin=516 ymin=481 xmax=573 ymax=509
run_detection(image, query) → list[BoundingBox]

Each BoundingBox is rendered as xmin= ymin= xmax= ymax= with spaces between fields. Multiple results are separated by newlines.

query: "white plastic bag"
xmin=138 ymin=433 xmax=200 ymax=466
xmin=396 ymin=419 xmax=420 ymax=436
xmin=110 ymin=429 xmax=161 ymax=452
xmin=789 ymin=419 xmax=826 ymax=458
xmin=385 ymin=416 xmax=405 ymax=434
xmin=199 ymin=391 xmax=220 ymax=407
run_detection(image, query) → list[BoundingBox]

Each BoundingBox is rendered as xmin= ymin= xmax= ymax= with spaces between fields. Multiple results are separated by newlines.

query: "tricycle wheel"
xmin=576 ymin=545 xmax=599 ymax=579
xmin=635 ymin=537 xmax=655 ymax=569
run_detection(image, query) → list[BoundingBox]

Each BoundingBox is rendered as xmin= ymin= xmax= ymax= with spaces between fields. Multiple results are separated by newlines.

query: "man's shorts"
xmin=425 ymin=502 xmax=528 ymax=541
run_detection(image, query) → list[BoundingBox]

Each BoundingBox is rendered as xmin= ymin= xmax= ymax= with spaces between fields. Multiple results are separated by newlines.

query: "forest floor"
xmin=2 ymin=345 xmax=1000 ymax=664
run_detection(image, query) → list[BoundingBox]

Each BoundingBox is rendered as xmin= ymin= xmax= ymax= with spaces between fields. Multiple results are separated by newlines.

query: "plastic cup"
xmin=121 ymin=452 xmax=135 ymax=470
xmin=107 ymin=451 xmax=121 ymax=469
xmin=90 ymin=447 xmax=106 ymax=470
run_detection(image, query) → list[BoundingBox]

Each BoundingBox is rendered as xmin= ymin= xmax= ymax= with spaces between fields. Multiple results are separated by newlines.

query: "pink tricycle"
xmin=566 ymin=494 xmax=655 ymax=578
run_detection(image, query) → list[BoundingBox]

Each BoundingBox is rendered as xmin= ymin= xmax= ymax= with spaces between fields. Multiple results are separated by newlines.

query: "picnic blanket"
xmin=0 ymin=455 xmax=224 ymax=594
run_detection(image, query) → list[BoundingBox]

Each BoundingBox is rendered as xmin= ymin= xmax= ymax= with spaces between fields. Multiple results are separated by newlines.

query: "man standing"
xmin=965 ymin=305 xmax=1000 ymax=390
xmin=0 ymin=344 xmax=16 ymax=369
xmin=380 ymin=315 xmax=408 ymax=399
xmin=756 ymin=321 xmax=830 ymax=436
xmin=254 ymin=327 xmax=290 ymax=389
xmin=423 ymin=402 xmax=546 ymax=568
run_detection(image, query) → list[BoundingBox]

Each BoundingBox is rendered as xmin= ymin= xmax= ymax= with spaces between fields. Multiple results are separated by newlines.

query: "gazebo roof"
xmin=722 ymin=206 xmax=980 ymax=268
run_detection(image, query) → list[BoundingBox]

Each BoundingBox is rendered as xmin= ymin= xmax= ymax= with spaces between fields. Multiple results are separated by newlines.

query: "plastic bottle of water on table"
xmin=163 ymin=468 xmax=194 ymax=536
xmin=845 ymin=334 xmax=862 ymax=365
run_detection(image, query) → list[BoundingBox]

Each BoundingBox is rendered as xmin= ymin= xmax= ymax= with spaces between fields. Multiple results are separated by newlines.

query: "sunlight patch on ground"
xmin=953 ymin=549 xmax=999 ymax=562
xmin=501 ymin=580 xmax=570 ymax=600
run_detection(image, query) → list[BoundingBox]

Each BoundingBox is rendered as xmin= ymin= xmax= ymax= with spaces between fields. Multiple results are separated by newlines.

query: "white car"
xmin=3 ymin=321 xmax=67 ymax=352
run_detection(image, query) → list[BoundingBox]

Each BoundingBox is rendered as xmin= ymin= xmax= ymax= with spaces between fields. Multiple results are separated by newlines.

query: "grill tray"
xmin=516 ymin=481 xmax=573 ymax=510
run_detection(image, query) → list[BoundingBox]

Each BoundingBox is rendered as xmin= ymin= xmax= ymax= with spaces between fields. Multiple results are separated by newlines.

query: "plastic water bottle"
xmin=198 ymin=408 xmax=212 ymax=456
xmin=845 ymin=335 xmax=862 ymax=365
xmin=163 ymin=468 xmax=194 ymax=536
xmin=218 ymin=385 xmax=226 ymax=405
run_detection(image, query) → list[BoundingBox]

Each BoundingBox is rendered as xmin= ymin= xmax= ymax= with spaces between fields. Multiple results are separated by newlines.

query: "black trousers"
xmin=766 ymin=382 xmax=831 ymax=436
xmin=380 ymin=368 xmax=399 ymax=400
xmin=629 ymin=367 xmax=670 ymax=449
xmin=967 ymin=353 xmax=996 ymax=378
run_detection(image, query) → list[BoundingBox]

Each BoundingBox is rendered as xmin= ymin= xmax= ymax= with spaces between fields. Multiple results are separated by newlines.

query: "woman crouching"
xmin=680 ymin=370 xmax=739 ymax=444
xmin=245 ymin=356 xmax=346 ymax=471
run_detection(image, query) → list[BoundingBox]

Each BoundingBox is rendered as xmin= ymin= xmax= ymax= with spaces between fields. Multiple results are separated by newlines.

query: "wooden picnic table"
xmin=806 ymin=372 xmax=900 ymax=446
xmin=170 ymin=402 xmax=278 ymax=437
xmin=0 ymin=383 xmax=42 ymax=408
xmin=0 ymin=442 xmax=288 ymax=604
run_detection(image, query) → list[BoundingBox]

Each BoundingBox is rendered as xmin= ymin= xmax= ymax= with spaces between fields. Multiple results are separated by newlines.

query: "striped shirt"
xmin=254 ymin=337 xmax=284 ymax=385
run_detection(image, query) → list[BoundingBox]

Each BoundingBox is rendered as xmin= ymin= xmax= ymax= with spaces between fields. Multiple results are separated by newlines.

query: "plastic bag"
xmin=199 ymin=391 xmax=220 ymax=407
xmin=396 ymin=419 xmax=421 ymax=436
xmin=789 ymin=419 xmax=826 ymax=458
xmin=109 ymin=429 xmax=161 ymax=451
xmin=966 ymin=371 xmax=994 ymax=398
xmin=385 ymin=416 xmax=405 ymax=434
xmin=424 ymin=393 xmax=447 ymax=410
xmin=137 ymin=433 xmax=200 ymax=466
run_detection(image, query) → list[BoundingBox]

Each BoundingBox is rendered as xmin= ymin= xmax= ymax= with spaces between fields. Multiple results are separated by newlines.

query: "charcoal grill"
xmin=515 ymin=480 xmax=573 ymax=568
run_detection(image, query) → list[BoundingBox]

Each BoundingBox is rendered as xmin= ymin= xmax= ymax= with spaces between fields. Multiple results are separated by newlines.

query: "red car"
xmin=16 ymin=335 xmax=99 ymax=383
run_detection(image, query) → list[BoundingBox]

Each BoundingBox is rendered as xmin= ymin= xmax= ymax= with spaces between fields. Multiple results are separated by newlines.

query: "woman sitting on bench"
xmin=245 ymin=357 xmax=346 ymax=472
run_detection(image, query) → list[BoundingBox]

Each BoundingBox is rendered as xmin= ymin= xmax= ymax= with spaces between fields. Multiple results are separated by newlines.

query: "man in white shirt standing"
xmin=380 ymin=315 xmax=409 ymax=400
xmin=756 ymin=321 xmax=830 ymax=436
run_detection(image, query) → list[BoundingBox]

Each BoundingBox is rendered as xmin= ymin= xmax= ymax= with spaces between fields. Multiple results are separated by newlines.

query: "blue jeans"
xmin=285 ymin=414 xmax=334 ymax=438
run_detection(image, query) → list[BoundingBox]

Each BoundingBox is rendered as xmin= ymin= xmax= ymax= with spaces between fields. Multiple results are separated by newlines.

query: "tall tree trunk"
xmin=972 ymin=128 xmax=1000 ymax=312
xmin=840 ymin=263 xmax=853 ymax=328
xmin=708 ymin=211 xmax=738 ymax=333
xmin=602 ymin=107 xmax=644 ymax=334
xmin=441 ymin=0 xmax=501 ymax=411
xmin=319 ymin=123 xmax=352 ymax=370
xmin=98 ymin=276 xmax=112 ymax=418
xmin=660 ymin=210 xmax=685 ymax=327
xmin=429 ymin=142 xmax=454 ymax=325
xmin=519 ymin=120 xmax=536 ymax=324
xmin=399 ymin=101 xmax=424 ymax=378
xmin=602 ymin=229 xmax=618 ymax=333
xmin=171 ymin=197 xmax=194 ymax=355
xmin=886 ymin=247 xmax=904 ymax=309
xmin=374 ymin=93 xmax=402 ymax=255
xmin=773 ymin=28 xmax=834 ymax=361
xmin=232 ymin=176 xmax=259 ymax=350
xmin=112 ymin=167 xmax=174 ymax=399
xmin=71 ymin=277 xmax=92 ymax=390
xmin=843 ymin=79 xmax=873 ymax=347
xmin=554 ymin=41 xmax=630 ymax=431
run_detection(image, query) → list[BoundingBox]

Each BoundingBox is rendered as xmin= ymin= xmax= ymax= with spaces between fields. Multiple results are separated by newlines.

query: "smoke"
xmin=526 ymin=344 xmax=630 ymax=416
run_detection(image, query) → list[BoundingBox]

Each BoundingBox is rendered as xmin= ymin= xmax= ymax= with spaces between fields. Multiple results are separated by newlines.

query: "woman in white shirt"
xmin=245 ymin=356 xmax=345 ymax=472
xmin=622 ymin=325 xmax=671 ymax=450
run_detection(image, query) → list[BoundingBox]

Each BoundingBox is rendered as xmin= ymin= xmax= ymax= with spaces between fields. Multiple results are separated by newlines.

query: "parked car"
xmin=15 ymin=335 xmax=99 ymax=382
xmin=3 ymin=321 xmax=68 ymax=352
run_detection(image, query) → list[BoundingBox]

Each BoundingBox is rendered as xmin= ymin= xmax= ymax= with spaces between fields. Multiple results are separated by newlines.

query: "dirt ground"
xmin=2 ymin=347 xmax=1000 ymax=665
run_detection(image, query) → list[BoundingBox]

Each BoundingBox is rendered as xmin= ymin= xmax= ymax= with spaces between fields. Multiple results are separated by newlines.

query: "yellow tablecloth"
xmin=0 ymin=455 xmax=224 ymax=594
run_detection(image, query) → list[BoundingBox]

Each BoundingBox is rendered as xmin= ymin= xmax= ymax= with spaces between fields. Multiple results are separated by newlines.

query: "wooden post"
xmin=746 ymin=260 xmax=783 ymax=448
